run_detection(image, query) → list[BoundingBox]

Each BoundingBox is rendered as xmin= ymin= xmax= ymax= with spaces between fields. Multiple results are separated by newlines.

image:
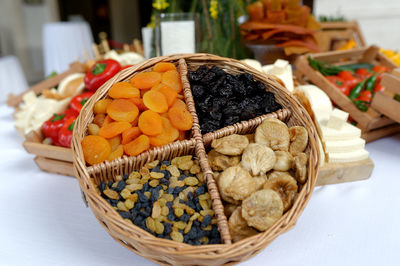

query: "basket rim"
xmin=71 ymin=53 xmax=320 ymax=263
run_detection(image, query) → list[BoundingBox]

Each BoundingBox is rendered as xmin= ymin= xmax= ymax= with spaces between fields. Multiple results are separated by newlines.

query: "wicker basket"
xmin=72 ymin=54 xmax=320 ymax=265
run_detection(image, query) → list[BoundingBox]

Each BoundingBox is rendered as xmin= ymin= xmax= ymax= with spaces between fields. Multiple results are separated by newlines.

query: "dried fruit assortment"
xmin=207 ymin=118 xmax=309 ymax=242
xmin=188 ymin=65 xmax=282 ymax=134
xmin=81 ymin=62 xmax=193 ymax=165
xmin=96 ymin=156 xmax=221 ymax=245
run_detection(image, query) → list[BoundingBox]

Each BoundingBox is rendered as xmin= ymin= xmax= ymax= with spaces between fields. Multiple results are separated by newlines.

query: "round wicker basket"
xmin=71 ymin=54 xmax=320 ymax=265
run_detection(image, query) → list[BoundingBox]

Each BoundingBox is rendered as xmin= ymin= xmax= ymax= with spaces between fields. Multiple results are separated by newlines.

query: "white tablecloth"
xmin=1 ymin=103 xmax=399 ymax=266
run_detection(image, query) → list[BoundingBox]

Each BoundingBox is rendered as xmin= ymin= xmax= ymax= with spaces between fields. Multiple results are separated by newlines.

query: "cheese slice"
xmin=324 ymin=138 xmax=365 ymax=153
xmin=327 ymin=108 xmax=349 ymax=130
xmin=262 ymin=59 xmax=294 ymax=92
xmin=327 ymin=149 xmax=369 ymax=163
xmin=240 ymin=59 xmax=263 ymax=72
xmin=321 ymin=122 xmax=361 ymax=141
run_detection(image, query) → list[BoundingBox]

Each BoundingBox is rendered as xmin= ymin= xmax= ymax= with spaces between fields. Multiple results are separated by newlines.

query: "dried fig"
xmin=289 ymin=126 xmax=308 ymax=155
xmin=241 ymin=143 xmax=276 ymax=176
xmin=263 ymin=174 xmax=298 ymax=212
xmin=293 ymin=152 xmax=308 ymax=184
xmin=211 ymin=134 xmax=249 ymax=155
xmin=224 ymin=203 xmax=239 ymax=218
xmin=253 ymin=175 xmax=268 ymax=190
xmin=255 ymin=118 xmax=290 ymax=151
xmin=273 ymin=151 xmax=294 ymax=172
xmin=241 ymin=189 xmax=283 ymax=231
xmin=218 ymin=166 xmax=256 ymax=203
xmin=229 ymin=206 xmax=258 ymax=241
xmin=244 ymin=133 xmax=255 ymax=143
xmin=268 ymin=170 xmax=294 ymax=180
xmin=207 ymin=149 xmax=240 ymax=171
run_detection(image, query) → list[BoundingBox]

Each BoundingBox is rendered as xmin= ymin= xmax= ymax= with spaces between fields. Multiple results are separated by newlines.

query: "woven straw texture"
xmin=71 ymin=53 xmax=320 ymax=265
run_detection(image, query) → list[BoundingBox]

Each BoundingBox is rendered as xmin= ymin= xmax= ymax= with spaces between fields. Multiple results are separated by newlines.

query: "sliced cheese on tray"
xmin=327 ymin=149 xmax=369 ymax=163
xmin=321 ymin=122 xmax=361 ymax=141
xmin=325 ymin=138 xmax=365 ymax=153
xmin=327 ymin=108 xmax=349 ymax=130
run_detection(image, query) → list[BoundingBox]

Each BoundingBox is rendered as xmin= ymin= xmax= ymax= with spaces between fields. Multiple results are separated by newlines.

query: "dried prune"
xmin=192 ymin=85 xmax=205 ymax=98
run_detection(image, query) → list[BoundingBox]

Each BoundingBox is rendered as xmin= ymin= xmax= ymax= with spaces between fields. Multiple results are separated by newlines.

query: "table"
xmin=1 ymin=103 xmax=399 ymax=266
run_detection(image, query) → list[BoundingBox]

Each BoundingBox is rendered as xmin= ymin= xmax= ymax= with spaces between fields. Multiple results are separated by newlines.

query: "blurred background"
xmin=0 ymin=0 xmax=399 ymax=85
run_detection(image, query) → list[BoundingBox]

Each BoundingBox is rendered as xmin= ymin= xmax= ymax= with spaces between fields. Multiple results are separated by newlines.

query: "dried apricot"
xmin=107 ymin=144 xmax=124 ymax=161
xmin=122 ymin=127 xmax=141 ymax=144
xmin=106 ymin=99 xmax=139 ymax=122
xmin=162 ymin=70 xmax=182 ymax=93
xmin=131 ymin=115 xmax=139 ymax=127
xmin=108 ymin=82 xmax=140 ymax=99
xmin=99 ymin=121 xmax=132 ymax=138
xmin=168 ymin=107 xmax=193 ymax=130
xmin=178 ymin=130 xmax=187 ymax=140
xmin=124 ymin=135 xmax=150 ymax=156
xmin=93 ymin=113 xmax=106 ymax=127
xmin=108 ymin=135 xmax=121 ymax=150
xmin=128 ymin=97 xmax=147 ymax=111
xmin=138 ymin=110 xmax=163 ymax=136
xmin=81 ymin=135 xmax=111 ymax=165
xmin=149 ymin=117 xmax=179 ymax=146
xmin=142 ymin=90 xmax=168 ymax=113
xmin=130 ymin=71 xmax=161 ymax=89
xmin=102 ymin=115 xmax=114 ymax=126
xmin=171 ymin=99 xmax=187 ymax=109
xmin=94 ymin=99 xmax=113 ymax=114
xmin=153 ymin=62 xmax=177 ymax=72
xmin=152 ymin=83 xmax=178 ymax=107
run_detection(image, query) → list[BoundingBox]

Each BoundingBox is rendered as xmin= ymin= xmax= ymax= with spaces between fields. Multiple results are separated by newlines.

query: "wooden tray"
xmin=10 ymin=62 xmax=86 ymax=176
xmin=317 ymin=21 xmax=366 ymax=52
xmin=295 ymin=46 xmax=398 ymax=133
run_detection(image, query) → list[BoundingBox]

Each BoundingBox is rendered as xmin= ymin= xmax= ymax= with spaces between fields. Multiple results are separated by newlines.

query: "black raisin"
xmin=123 ymin=174 xmax=129 ymax=180
xmin=201 ymin=215 xmax=212 ymax=228
xmin=195 ymin=186 xmax=205 ymax=195
xmin=99 ymin=181 xmax=106 ymax=192
xmin=180 ymin=213 xmax=190 ymax=223
xmin=187 ymin=192 xmax=194 ymax=201
xmin=166 ymin=201 xmax=173 ymax=208
xmin=118 ymin=211 xmax=131 ymax=219
xmin=164 ymin=223 xmax=172 ymax=235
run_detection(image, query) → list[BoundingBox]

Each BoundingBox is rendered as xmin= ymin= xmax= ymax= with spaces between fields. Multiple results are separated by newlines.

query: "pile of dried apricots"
xmin=81 ymin=62 xmax=193 ymax=165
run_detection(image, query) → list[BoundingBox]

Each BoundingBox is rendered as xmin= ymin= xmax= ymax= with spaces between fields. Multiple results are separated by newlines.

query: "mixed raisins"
xmin=188 ymin=66 xmax=282 ymax=134
xmin=96 ymin=156 xmax=221 ymax=245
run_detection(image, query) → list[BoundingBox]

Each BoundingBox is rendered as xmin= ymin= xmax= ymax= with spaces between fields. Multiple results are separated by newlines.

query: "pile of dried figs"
xmin=188 ymin=66 xmax=282 ymax=134
xmin=207 ymin=117 xmax=309 ymax=242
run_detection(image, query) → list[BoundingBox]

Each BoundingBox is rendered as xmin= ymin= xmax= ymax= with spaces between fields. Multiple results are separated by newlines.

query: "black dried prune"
xmin=223 ymin=115 xmax=240 ymax=126
xmin=200 ymin=71 xmax=216 ymax=84
xmin=192 ymin=85 xmax=205 ymax=98
xmin=210 ymin=65 xmax=226 ymax=77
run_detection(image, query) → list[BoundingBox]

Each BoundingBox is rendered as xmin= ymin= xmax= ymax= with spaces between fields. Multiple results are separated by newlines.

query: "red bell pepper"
xmin=358 ymin=90 xmax=372 ymax=102
xmin=70 ymin=92 xmax=94 ymax=113
xmin=84 ymin=59 xmax=121 ymax=92
xmin=58 ymin=117 xmax=76 ymax=148
xmin=338 ymin=70 xmax=360 ymax=89
xmin=41 ymin=109 xmax=78 ymax=145
xmin=355 ymin=68 xmax=372 ymax=79
xmin=326 ymin=75 xmax=351 ymax=96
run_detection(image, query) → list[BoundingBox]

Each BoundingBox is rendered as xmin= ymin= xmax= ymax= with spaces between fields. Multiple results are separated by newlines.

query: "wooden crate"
xmin=317 ymin=21 xmax=366 ymax=52
xmin=9 ymin=62 xmax=86 ymax=176
xmin=295 ymin=46 xmax=398 ymax=133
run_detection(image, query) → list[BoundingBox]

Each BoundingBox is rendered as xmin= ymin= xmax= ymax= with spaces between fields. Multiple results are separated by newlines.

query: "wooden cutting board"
xmin=316 ymin=158 xmax=374 ymax=186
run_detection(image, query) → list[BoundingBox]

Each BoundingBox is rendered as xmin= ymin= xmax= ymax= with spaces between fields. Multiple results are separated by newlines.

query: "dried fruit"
xmin=263 ymin=174 xmax=298 ymax=212
xmin=273 ymin=151 xmax=294 ymax=172
xmin=224 ymin=204 xmax=238 ymax=218
xmin=94 ymin=99 xmax=112 ymax=114
xmin=289 ymin=126 xmax=308 ymax=156
xmin=152 ymin=83 xmax=178 ymax=107
xmin=107 ymin=135 xmax=121 ymax=151
xmin=253 ymin=175 xmax=268 ymax=190
xmin=255 ymin=118 xmax=290 ymax=151
xmin=240 ymin=143 xmax=276 ymax=176
xmin=108 ymin=82 xmax=140 ymax=99
xmin=154 ymin=62 xmax=177 ymax=72
xmin=131 ymin=71 xmax=161 ymax=89
xmin=143 ymin=90 xmax=168 ymax=113
xmin=293 ymin=152 xmax=308 ymax=184
xmin=123 ymin=135 xmax=150 ymax=156
xmin=229 ymin=207 xmax=258 ymax=240
xmin=128 ymin=97 xmax=148 ymax=111
xmin=241 ymin=189 xmax=283 ymax=231
xmin=106 ymin=99 xmax=139 ymax=122
xmin=99 ymin=121 xmax=132 ymax=138
xmin=162 ymin=70 xmax=182 ymax=93
xmin=121 ymin=127 xmax=141 ymax=145
xmin=138 ymin=110 xmax=163 ymax=136
xmin=207 ymin=150 xmax=241 ymax=171
xmin=93 ymin=113 xmax=106 ymax=127
xmin=149 ymin=117 xmax=179 ymax=146
xmin=88 ymin=123 xmax=100 ymax=135
xmin=211 ymin=134 xmax=249 ymax=156
xmin=168 ymin=107 xmax=193 ymax=131
xmin=107 ymin=144 xmax=124 ymax=161
xmin=218 ymin=166 xmax=256 ymax=203
xmin=81 ymin=135 xmax=111 ymax=165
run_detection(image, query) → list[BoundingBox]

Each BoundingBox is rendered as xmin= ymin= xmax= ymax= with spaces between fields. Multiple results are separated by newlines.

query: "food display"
xmin=380 ymin=48 xmax=400 ymax=67
xmin=188 ymin=65 xmax=282 ymax=134
xmin=241 ymin=0 xmax=321 ymax=55
xmin=81 ymin=62 xmax=193 ymax=165
xmin=96 ymin=156 xmax=221 ymax=245
xmin=308 ymin=57 xmax=390 ymax=112
xmin=207 ymin=118 xmax=308 ymax=242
